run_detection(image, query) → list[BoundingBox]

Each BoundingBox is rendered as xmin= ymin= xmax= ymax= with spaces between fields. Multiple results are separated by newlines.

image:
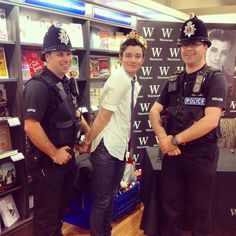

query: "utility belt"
xmin=25 ymin=145 xmax=75 ymax=176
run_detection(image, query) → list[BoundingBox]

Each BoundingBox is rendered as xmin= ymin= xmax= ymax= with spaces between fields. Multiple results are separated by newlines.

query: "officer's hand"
xmin=167 ymin=147 xmax=181 ymax=156
xmin=159 ymin=135 xmax=181 ymax=155
xmin=51 ymin=146 xmax=72 ymax=165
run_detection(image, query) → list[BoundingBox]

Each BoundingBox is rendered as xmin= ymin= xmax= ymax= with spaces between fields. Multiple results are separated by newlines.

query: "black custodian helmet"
xmin=178 ymin=13 xmax=211 ymax=47
xmin=41 ymin=25 xmax=74 ymax=61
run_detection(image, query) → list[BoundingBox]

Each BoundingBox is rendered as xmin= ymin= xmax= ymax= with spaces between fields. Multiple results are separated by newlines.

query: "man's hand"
xmin=51 ymin=146 xmax=73 ymax=165
xmin=159 ymin=135 xmax=181 ymax=156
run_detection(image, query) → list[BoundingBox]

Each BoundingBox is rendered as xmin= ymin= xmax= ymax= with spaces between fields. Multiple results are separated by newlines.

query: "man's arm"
xmin=175 ymin=107 xmax=222 ymax=144
xmin=149 ymin=101 xmax=181 ymax=156
xmin=76 ymin=110 xmax=90 ymax=135
xmin=24 ymin=119 xmax=72 ymax=165
xmin=85 ymin=108 xmax=113 ymax=144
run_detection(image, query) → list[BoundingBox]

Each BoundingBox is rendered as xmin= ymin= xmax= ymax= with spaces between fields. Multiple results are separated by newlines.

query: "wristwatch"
xmin=172 ymin=136 xmax=179 ymax=146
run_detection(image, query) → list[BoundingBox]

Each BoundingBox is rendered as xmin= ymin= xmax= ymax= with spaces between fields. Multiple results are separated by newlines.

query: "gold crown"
xmin=123 ymin=31 xmax=147 ymax=49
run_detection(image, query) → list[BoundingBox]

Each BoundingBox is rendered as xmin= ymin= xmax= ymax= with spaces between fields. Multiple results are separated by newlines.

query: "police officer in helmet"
xmin=24 ymin=25 xmax=90 ymax=236
xmin=149 ymin=14 xmax=226 ymax=236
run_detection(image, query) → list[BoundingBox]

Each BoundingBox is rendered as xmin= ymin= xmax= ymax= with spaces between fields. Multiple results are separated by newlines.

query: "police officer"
xmin=149 ymin=14 xmax=226 ymax=236
xmin=24 ymin=25 xmax=90 ymax=236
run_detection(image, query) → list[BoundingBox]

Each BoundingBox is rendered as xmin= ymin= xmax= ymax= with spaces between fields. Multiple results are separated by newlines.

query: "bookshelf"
xmin=0 ymin=0 xmax=134 ymax=234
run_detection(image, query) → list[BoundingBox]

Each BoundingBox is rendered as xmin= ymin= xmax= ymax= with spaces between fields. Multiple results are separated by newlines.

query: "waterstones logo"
xmin=157 ymin=66 xmax=170 ymax=79
xmin=148 ymin=84 xmax=160 ymax=97
xmin=139 ymin=102 xmax=151 ymax=114
xmin=146 ymin=119 xmax=153 ymax=132
xmin=230 ymin=208 xmax=236 ymax=216
xmin=230 ymin=101 xmax=236 ymax=110
xmin=139 ymin=67 xmax=153 ymax=80
xmin=133 ymin=120 xmax=142 ymax=133
xmin=138 ymin=136 xmax=149 ymax=147
xmin=142 ymin=27 xmax=155 ymax=40
xmin=176 ymin=66 xmax=184 ymax=71
xmin=133 ymin=153 xmax=140 ymax=163
xmin=167 ymin=48 xmax=181 ymax=61
xmin=150 ymin=48 xmax=163 ymax=61
xmin=160 ymin=28 xmax=173 ymax=42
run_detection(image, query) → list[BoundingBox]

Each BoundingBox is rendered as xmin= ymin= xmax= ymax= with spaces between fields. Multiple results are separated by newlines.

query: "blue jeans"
xmin=90 ymin=140 xmax=126 ymax=236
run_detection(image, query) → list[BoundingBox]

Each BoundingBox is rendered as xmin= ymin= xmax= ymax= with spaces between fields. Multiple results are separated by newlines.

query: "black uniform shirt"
xmin=24 ymin=67 xmax=68 ymax=122
xmin=157 ymin=67 xmax=227 ymax=111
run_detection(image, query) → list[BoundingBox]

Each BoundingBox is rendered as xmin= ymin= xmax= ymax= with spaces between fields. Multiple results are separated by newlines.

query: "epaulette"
xmin=168 ymin=70 xmax=184 ymax=82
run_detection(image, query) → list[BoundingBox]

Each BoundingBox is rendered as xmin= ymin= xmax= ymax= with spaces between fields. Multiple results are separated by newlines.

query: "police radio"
xmin=69 ymin=78 xmax=80 ymax=98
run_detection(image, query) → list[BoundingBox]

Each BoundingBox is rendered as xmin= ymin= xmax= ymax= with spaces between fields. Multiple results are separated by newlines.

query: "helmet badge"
xmin=184 ymin=21 xmax=196 ymax=38
xmin=58 ymin=28 xmax=69 ymax=45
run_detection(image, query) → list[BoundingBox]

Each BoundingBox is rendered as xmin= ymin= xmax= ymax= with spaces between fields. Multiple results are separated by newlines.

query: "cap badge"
xmin=184 ymin=21 xmax=196 ymax=38
xmin=58 ymin=29 xmax=69 ymax=45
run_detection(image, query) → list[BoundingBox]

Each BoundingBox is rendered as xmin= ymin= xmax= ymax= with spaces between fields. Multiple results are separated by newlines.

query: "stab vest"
xmin=164 ymin=65 xmax=221 ymax=145
xmin=29 ymin=71 xmax=78 ymax=149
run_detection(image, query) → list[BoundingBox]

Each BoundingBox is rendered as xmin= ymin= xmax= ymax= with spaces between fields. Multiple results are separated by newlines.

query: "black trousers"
xmin=161 ymin=142 xmax=218 ymax=236
xmin=31 ymin=158 xmax=76 ymax=236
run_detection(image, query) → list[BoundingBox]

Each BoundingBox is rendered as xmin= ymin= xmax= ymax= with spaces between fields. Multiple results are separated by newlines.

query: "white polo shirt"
xmin=91 ymin=66 xmax=141 ymax=161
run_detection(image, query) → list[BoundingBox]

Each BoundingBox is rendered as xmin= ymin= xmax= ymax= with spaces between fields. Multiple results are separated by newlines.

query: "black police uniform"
xmin=158 ymin=64 xmax=226 ymax=236
xmin=24 ymin=67 xmax=78 ymax=236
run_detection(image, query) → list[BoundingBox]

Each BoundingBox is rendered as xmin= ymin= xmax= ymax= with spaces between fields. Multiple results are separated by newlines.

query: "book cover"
xmin=90 ymin=57 xmax=100 ymax=79
xmin=0 ymin=47 xmax=8 ymax=79
xmin=110 ymin=57 xmax=120 ymax=75
xmin=100 ymin=30 xmax=109 ymax=50
xmin=0 ymin=125 xmax=12 ymax=153
xmin=0 ymin=194 xmax=20 ymax=227
xmin=98 ymin=57 xmax=110 ymax=79
xmin=0 ymin=9 xmax=8 ymax=41
xmin=90 ymin=27 xmax=100 ymax=49
xmin=115 ymin=32 xmax=125 ymax=51
xmin=66 ymin=55 xmax=79 ymax=79
xmin=21 ymin=51 xmax=44 ymax=80
xmin=62 ymin=23 xmax=84 ymax=48
xmin=1 ymin=160 xmax=16 ymax=189
xmin=0 ymin=84 xmax=8 ymax=117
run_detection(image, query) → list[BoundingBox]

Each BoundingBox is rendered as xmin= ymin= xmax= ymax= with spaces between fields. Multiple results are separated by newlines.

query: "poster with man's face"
xmin=206 ymin=28 xmax=236 ymax=118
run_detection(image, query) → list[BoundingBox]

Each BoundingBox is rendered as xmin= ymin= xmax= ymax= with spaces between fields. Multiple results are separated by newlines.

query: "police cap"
xmin=41 ymin=25 xmax=74 ymax=62
xmin=178 ymin=13 xmax=211 ymax=47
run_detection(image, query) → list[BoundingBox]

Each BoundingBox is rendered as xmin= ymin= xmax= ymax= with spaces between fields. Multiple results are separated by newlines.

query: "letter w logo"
xmin=141 ymin=67 xmax=152 ymax=76
xmin=138 ymin=136 xmax=149 ymax=146
xmin=169 ymin=48 xmax=180 ymax=57
xmin=161 ymin=28 xmax=173 ymax=38
xmin=151 ymin=48 xmax=162 ymax=57
xmin=142 ymin=27 xmax=154 ymax=37
xmin=230 ymin=101 xmax=236 ymax=110
xmin=230 ymin=208 xmax=236 ymax=216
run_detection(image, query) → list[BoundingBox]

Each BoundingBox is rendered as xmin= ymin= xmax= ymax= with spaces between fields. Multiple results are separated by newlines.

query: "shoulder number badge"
xmin=184 ymin=21 xmax=196 ymax=38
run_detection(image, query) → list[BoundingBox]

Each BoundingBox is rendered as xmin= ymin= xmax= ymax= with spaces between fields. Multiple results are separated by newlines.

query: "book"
xmin=62 ymin=23 xmax=84 ymax=48
xmin=66 ymin=55 xmax=79 ymax=79
xmin=115 ymin=32 xmax=125 ymax=51
xmin=98 ymin=57 xmax=110 ymax=79
xmin=0 ymin=9 xmax=8 ymax=41
xmin=0 ymin=84 xmax=8 ymax=117
xmin=100 ymin=30 xmax=109 ymax=50
xmin=0 ymin=194 xmax=20 ymax=227
xmin=0 ymin=125 xmax=12 ymax=153
xmin=90 ymin=27 xmax=100 ymax=49
xmin=110 ymin=57 xmax=120 ymax=75
xmin=0 ymin=150 xmax=18 ymax=160
xmin=90 ymin=57 xmax=100 ymax=79
xmin=1 ymin=160 xmax=16 ymax=189
xmin=0 ymin=48 xmax=8 ymax=79
xmin=21 ymin=51 xmax=45 ymax=80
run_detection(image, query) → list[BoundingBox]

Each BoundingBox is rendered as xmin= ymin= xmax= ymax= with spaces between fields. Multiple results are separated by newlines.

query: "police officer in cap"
xmin=149 ymin=14 xmax=226 ymax=236
xmin=24 ymin=25 xmax=90 ymax=236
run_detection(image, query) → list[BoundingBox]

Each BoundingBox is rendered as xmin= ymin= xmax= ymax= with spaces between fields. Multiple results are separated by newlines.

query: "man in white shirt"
xmin=85 ymin=31 xmax=147 ymax=236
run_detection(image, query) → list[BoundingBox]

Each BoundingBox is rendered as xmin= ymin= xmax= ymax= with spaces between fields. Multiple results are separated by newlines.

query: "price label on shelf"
xmin=7 ymin=117 xmax=21 ymax=127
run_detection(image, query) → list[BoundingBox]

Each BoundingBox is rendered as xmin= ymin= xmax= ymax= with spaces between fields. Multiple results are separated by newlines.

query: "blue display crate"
xmin=64 ymin=182 xmax=141 ymax=229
